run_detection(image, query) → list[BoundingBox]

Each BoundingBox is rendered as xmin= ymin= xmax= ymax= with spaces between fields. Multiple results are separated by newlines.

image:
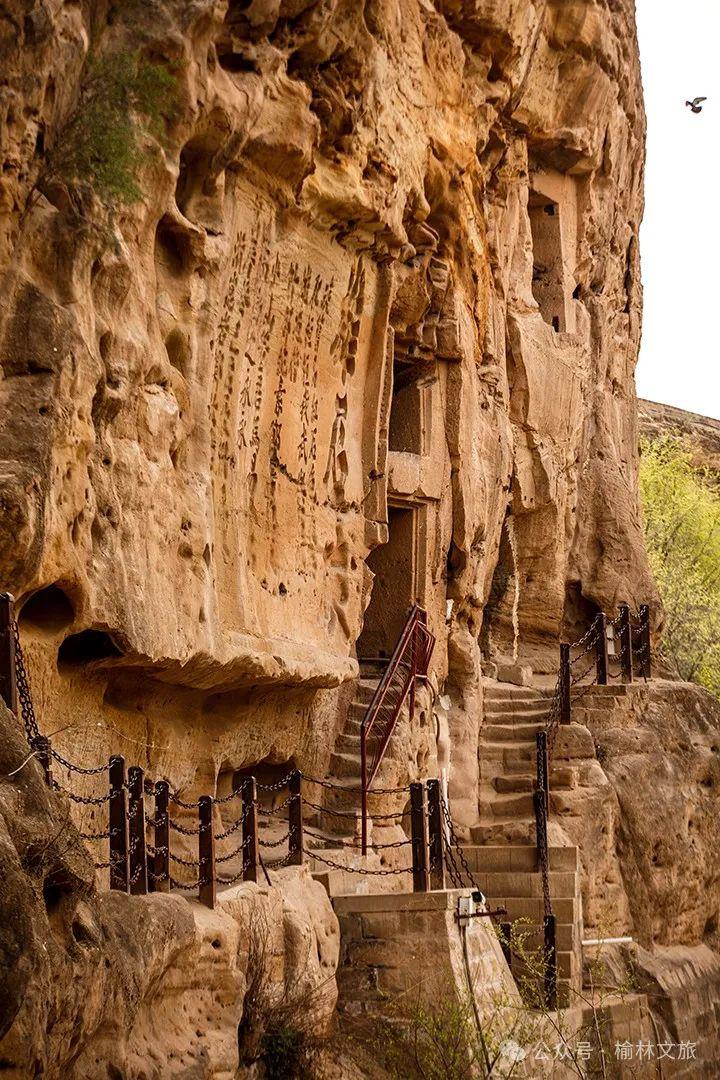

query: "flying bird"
xmin=686 ymin=97 xmax=707 ymax=114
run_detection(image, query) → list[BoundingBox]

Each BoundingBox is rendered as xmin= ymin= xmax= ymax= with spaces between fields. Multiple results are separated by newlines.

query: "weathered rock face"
xmin=639 ymin=398 xmax=720 ymax=483
xmin=0 ymin=700 xmax=339 ymax=1078
xmin=0 ymin=2 xmax=657 ymax=823
xmin=548 ymin=682 xmax=720 ymax=948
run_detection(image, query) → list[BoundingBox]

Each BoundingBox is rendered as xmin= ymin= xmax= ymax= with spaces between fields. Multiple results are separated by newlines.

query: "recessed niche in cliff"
xmin=529 ymin=193 xmax=567 ymax=332
xmin=58 ymin=629 xmax=122 ymax=670
xmin=358 ymin=504 xmax=419 ymax=659
xmin=19 ymin=585 xmax=75 ymax=635
xmin=228 ymin=758 xmax=297 ymax=811
xmin=562 ymin=581 xmax=600 ymax=641
xmin=154 ymin=216 xmax=194 ymax=277
xmin=389 ymin=346 xmax=431 ymax=455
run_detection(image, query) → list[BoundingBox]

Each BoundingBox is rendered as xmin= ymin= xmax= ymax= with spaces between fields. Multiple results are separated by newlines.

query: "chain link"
xmin=310 ymin=850 xmax=413 ymax=876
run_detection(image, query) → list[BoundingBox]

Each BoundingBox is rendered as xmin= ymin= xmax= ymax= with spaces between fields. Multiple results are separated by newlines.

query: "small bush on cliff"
xmin=36 ymin=50 xmax=177 ymax=209
xmin=640 ymin=434 xmax=720 ymax=695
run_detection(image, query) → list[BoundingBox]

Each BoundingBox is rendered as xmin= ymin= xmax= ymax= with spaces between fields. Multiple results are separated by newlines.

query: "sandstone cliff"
xmin=639 ymin=398 xmax=720 ymax=482
xmin=0 ymin=0 xmax=659 ymax=828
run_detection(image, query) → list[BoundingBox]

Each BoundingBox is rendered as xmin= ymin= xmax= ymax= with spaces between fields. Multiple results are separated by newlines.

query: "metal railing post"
xmin=426 ymin=779 xmax=445 ymax=890
xmin=109 ymin=755 xmax=129 ymax=892
xmin=595 ymin=613 xmax=608 ymax=685
xmin=198 ymin=796 xmax=216 ymax=909
xmin=243 ymin=778 xmax=259 ymax=883
xmin=361 ymin=732 xmax=368 ymax=857
xmin=128 ymin=766 xmax=148 ymax=895
xmin=559 ymin=643 xmax=571 ymax=724
xmin=410 ymin=781 xmax=429 ymax=893
xmin=639 ymin=604 xmax=652 ymax=679
xmin=618 ymin=604 xmax=633 ymax=683
xmin=288 ymin=770 xmax=304 ymax=865
xmin=544 ymin=914 xmax=558 ymax=1010
xmin=153 ymin=780 xmax=170 ymax=892
xmin=0 ymin=592 xmax=18 ymax=716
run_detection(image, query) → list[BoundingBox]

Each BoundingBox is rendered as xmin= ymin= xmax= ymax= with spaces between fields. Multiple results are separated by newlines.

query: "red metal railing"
xmin=360 ymin=604 xmax=435 ymax=854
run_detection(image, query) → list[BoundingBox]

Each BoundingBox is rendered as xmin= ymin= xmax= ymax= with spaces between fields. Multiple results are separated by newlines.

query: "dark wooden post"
xmin=595 ymin=613 xmax=608 ymax=686
xmin=618 ymin=604 xmax=633 ymax=683
xmin=410 ymin=781 xmax=429 ymax=893
xmin=639 ymin=604 xmax=652 ymax=679
xmin=0 ymin=592 xmax=18 ymax=716
xmin=288 ymin=771 xmax=304 ymax=866
xmin=198 ymin=795 xmax=216 ymax=909
xmin=153 ymin=780 xmax=170 ymax=893
xmin=127 ymin=766 xmax=148 ymax=895
xmin=426 ymin=778 xmax=445 ymax=890
xmin=35 ymin=735 xmax=52 ymax=787
xmin=243 ymin=778 xmax=259 ymax=883
xmin=500 ymin=921 xmax=513 ymax=971
xmin=544 ymin=914 xmax=558 ymax=1009
xmin=559 ymin=644 xmax=571 ymax=725
xmin=109 ymin=755 xmax=129 ymax=892
xmin=536 ymin=731 xmax=549 ymax=814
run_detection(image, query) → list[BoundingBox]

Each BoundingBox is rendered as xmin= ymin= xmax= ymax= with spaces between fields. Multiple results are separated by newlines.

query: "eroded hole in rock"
xmin=562 ymin=581 xmax=600 ymax=643
xmin=155 ymin=216 xmax=193 ymax=277
xmin=228 ymin=757 xmax=297 ymax=812
xmin=19 ymin=584 xmax=75 ymax=635
xmin=58 ymin=629 xmax=122 ymax=670
xmin=164 ymin=327 xmax=191 ymax=377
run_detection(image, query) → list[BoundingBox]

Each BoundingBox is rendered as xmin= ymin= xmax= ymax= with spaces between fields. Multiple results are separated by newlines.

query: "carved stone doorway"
xmin=358 ymin=503 xmax=419 ymax=660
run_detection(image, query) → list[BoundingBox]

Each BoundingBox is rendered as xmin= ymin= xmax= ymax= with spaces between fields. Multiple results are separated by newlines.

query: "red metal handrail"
xmin=360 ymin=604 xmax=435 ymax=854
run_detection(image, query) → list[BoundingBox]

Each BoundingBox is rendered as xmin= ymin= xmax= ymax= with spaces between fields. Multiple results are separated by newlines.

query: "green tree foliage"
xmin=640 ymin=434 xmax=720 ymax=695
xmin=41 ymin=50 xmax=177 ymax=206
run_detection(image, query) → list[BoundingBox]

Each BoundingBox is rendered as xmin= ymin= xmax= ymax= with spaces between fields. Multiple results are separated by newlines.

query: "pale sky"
xmin=635 ymin=0 xmax=720 ymax=419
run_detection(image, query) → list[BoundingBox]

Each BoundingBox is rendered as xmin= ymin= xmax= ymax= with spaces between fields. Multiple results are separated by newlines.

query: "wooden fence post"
xmin=410 ymin=781 xmax=429 ymax=893
xmin=544 ymin=914 xmax=558 ymax=1010
xmin=127 ymin=766 xmax=148 ymax=895
xmin=243 ymin=778 xmax=259 ymax=883
xmin=35 ymin=735 xmax=52 ymax=787
xmin=639 ymin=604 xmax=652 ymax=679
xmin=198 ymin=795 xmax=216 ymax=909
xmin=426 ymin=778 xmax=445 ymax=890
xmin=619 ymin=604 xmax=633 ymax=683
xmin=559 ymin=644 xmax=571 ymax=725
xmin=536 ymin=731 xmax=549 ymax=814
xmin=0 ymin=592 xmax=18 ymax=716
xmin=153 ymin=780 xmax=170 ymax=893
xmin=595 ymin=613 xmax=608 ymax=686
xmin=109 ymin=755 xmax=128 ymax=892
xmin=288 ymin=771 xmax=304 ymax=866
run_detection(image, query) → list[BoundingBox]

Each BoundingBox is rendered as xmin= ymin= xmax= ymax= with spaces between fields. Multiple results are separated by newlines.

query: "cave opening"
xmin=357 ymin=503 xmax=419 ymax=661
xmin=19 ymin=584 xmax=75 ymax=635
xmin=58 ymin=629 xmax=122 ymax=670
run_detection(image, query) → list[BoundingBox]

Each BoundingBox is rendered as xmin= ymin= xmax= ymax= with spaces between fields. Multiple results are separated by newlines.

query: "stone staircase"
xmin=456 ymin=844 xmax=583 ymax=1006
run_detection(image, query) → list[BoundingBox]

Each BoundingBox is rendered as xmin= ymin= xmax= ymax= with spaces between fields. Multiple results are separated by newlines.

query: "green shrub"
xmin=41 ymin=50 xmax=177 ymax=206
xmin=639 ymin=434 xmax=720 ymax=695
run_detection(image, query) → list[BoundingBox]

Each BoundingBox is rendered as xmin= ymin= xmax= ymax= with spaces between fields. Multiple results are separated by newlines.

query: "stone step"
xmin=485 ymin=895 xmax=579 ymax=923
xmin=501 ymin=923 xmax=575 ymax=952
xmin=481 ymin=742 xmax=535 ymax=764
xmin=484 ymin=700 xmax=548 ymax=716
xmin=328 ymin=751 xmax=362 ymax=779
xmin=455 ymin=868 xmax=577 ymax=899
xmin=470 ymin=822 xmax=536 ymax=845
xmin=460 ymin=845 xmax=579 ymax=873
xmin=487 ymin=792 xmax=535 ymax=817
xmin=492 ymin=774 xmax=534 ymax=794
xmin=484 ymin=684 xmax=544 ymax=701
xmin=484 ymin=723 xmax=544 ymax=742
xmin=484 ymin=711 xmax=550 ymax=728
xmin=336 ymin=731 xmax=361 ymax=753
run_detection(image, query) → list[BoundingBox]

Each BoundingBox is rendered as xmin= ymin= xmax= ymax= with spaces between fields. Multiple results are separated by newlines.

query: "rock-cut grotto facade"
xmin=3 ymin=1 xmax=720 ymax=1077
